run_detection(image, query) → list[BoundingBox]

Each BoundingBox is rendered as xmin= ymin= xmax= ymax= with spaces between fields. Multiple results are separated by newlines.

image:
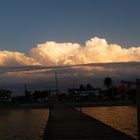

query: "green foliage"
xmin=104 ymin=77 xmax=112 ymax=87
xmin=0 ymin=89 xmax=12 ymax=100
xmin=86 ymin=83 xmax=94 ymax=90
xmin=79 ymin=84 xmax=86 ymax=91
xmin=32 ymin=90 xmax=49 ymax=100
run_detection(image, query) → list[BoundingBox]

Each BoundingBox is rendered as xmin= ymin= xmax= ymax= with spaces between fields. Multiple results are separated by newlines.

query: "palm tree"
xmin=104 ymin=77 xmax=114 ymax=99
xmin=0 ymin=89 xmax=12 ymax=101
xmin=104 ymin=77 xmax=112 ymax=88
xmin=86 ymin=83 xmax=93 ymax=90
xmin=80 ymin=84 xmax=86 ymax=91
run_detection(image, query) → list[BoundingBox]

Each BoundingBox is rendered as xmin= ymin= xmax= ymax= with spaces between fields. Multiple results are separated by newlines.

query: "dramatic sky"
xmin=0 ymin=0 xmax=140 ymax=95
xmin=0 ymin=0 xmax=140 ymax=52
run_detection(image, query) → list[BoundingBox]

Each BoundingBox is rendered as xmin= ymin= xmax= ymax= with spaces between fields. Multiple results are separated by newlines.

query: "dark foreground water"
xmin=82 ymin=106 xmax=137 ymax=139
xmin=0 ymin=109 xmax=49 ymax=140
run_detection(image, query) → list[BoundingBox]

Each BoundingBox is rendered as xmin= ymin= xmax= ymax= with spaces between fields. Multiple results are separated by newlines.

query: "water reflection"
xmin=0 ymin=109 xmax=49 ymax=140
xmin=82 ymin=106 xmax=137 ymax=139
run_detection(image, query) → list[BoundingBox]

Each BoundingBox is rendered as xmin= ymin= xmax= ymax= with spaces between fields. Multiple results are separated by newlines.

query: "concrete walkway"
xmin=43 ymin=102 xmax=135 ymax=140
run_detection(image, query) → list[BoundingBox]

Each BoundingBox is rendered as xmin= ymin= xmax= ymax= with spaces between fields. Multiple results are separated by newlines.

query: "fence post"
xmin=136 ymin=79 xmax=140 ymax=140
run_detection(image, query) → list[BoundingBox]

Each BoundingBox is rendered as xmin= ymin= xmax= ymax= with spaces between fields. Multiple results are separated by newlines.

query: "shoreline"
xmin=0 ymin=102 xmax=49 ymax=109
xmin=65 ymin=100 xmax=136 ymax=108
xmin=0 ymin=99 xmax=136 ymax=109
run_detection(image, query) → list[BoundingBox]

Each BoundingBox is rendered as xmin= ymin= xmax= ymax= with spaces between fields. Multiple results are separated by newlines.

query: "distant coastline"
xmin=0 ymin=102 xmax=49 ymax=109
xmin=66 ymin=100 xmax=136 ymax=108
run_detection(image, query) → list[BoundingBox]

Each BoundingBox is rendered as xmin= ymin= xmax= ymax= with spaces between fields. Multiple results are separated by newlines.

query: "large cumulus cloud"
xmin=31 ymin=41 xmax=81 ymax=65
xmin=31 ymin=37 xmax=140 ymax=65
xmin=0 ymin=51 xmax=39 ymax=66
xmin=0 ymin=37 xmax=140 ymax=66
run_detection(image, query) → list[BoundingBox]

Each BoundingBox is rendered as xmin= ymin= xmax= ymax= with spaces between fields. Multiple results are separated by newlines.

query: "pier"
xmin=43 ymin=101 xmax=135 ymax=140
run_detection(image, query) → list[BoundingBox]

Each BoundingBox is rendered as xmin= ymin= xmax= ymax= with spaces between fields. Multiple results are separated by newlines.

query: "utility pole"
xmin=73 ymin=80 xmax=75 ymax=90
xmin=25 ymin=82 xmax=27 ymax=91
xmin=55 ymin=72 xmax=58 ymax=93
xmin=24 ymin=82 xmax=27 ymax=96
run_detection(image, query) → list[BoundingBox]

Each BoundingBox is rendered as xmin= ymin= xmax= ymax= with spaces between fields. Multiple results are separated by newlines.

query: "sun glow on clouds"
xmin=0 ymin=51 xmax=39 ymax=66
xmin=31 ymin=41 xmax=80 ymax=65
xmin=0 ymin=37 xmax=140 ymax=66
xmin=4 ymin=69 xmax=48 ymax=77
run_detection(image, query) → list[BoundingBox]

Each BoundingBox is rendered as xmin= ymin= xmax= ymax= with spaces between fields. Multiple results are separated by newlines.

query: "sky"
xmin=0 ymin=0 xmax=140 ymax=53
xmin=0 ymin=0 xmax=140 ymax=94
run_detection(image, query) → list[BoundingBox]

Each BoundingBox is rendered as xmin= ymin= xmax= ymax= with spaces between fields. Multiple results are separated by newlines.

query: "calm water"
xmin=0 ymin=109 xmax=49 ymax=140
xmin=82 ymin=106 xmax=137 ymax=139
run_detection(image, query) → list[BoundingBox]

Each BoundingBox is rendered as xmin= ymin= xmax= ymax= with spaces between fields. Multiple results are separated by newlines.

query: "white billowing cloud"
xmin=31 ymin=37 xmax=140 ymax=65
xmin=31 ymin=42 xmax=81 ymax=65
xmin=0 ymin=51 xmax=39 ymax=66
xmin=0 ymin=37 xmax=140 ymax=66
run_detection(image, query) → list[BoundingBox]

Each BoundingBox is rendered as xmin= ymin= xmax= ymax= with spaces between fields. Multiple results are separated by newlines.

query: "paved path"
xmin=43 ymin=102 xmax=135 ymax=140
